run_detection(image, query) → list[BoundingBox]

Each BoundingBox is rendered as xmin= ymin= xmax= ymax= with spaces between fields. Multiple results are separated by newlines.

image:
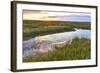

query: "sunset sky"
xmin=23 ymin=10 xmax=91 ymax=22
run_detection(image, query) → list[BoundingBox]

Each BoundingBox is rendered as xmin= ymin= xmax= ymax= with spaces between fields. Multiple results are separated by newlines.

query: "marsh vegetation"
xmin=23 ymin=20 xmax=91 ymax=62
xmin=23 ymin=38 xmax=91 ymax=62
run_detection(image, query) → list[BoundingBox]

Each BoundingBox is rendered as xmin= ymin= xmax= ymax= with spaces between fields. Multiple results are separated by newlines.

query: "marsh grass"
xmin=23 ymin=38 xmax=91 ymax=62
xmin=23 ymin=26 xmax=74 ymax=40
xmin=23 ymin=20 xmax=90 ymax=40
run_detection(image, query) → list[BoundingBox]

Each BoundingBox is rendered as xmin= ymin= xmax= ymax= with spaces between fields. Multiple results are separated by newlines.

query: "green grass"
xmin=23 ymin=20 xmax=90 ymax=29
xmin=23 ymin=38 xmax=91 ymax=62
xmin=23 ymin=26 xmax=74 ymax=40
xmin=23 ymin=20 xmax=90 ymax=40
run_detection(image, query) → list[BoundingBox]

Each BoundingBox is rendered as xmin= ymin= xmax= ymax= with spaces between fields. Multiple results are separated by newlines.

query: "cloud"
xmin=23 ymin=10 xmax=91 ymax=22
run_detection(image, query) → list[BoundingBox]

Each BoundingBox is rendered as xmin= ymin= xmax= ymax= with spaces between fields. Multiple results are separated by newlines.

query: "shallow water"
xmin=23 ymin=29 xmax=91 ymax=57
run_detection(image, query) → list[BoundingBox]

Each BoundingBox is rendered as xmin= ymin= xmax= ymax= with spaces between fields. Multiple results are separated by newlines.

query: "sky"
xmin=23 ymin=10 xmax=91 ymax=22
